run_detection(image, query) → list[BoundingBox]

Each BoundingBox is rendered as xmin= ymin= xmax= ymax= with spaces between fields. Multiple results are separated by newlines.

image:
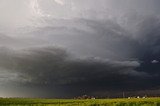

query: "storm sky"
xmin=1 ymin=0 xmax=160 ymax=98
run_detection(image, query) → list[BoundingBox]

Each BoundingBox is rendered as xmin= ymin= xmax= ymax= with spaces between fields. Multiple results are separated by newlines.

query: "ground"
xmin=0 ymin=97 xmax=160 ymax=106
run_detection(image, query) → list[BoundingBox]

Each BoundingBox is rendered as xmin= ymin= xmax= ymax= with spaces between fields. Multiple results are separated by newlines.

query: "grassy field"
xmin=0 ymin=98 xmax=160 ymax=106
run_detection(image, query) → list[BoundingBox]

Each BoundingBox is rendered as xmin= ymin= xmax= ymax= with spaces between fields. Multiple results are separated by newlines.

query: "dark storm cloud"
xmin=1 ymin=14 xmax=160 ymax=97
xmin=0 ymin=46 xmax=144 ymax=84
xmin=20 ymin=14 xmax=160 ymax=97
xmin=1 ymin=15 xmax=160 ymax=97
xmin=1 ymin=0 xmax=160 ymax=98
xmin=0 ymin=46 xmax=150 ymax=97
xmin=32 ymin=18 xmax=140 ymax=60
xmin=131 ymin=16 xmax=160 ymax=79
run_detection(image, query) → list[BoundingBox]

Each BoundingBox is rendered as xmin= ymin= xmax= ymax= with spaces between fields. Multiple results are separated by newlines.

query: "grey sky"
xmin=0 ymin=0 xmax=160 ymax=98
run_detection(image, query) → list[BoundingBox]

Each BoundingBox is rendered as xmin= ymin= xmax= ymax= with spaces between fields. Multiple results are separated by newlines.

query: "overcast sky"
xmin=1 ymin=0 xmax=160 ymax=98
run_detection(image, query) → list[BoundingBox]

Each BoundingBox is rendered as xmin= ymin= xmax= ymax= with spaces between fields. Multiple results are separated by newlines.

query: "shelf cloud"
xmin=0 ymin=0 xmax=160 ymax=98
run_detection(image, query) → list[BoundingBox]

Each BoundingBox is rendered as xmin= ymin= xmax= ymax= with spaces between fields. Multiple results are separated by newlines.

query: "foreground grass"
xmin=0 ymin=98 xmax=160 ymax=106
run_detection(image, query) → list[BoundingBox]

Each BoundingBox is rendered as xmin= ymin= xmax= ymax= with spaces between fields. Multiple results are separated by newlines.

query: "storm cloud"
xmin=1 ymin=0 xmax=160 ymax=98
xmin=0 ymin=46 xmax=150 ymax=97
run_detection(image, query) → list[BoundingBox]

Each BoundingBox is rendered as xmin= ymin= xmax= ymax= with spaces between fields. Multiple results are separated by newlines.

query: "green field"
xmin=0 ymin=98 xmax=160 ymax=106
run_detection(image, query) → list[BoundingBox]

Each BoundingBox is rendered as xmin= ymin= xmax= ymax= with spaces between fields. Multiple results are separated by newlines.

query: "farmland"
xmin=0 ymin=98 xmax=160 ymax=106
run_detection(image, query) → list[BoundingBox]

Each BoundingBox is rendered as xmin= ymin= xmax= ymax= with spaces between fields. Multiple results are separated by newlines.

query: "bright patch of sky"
xmin=54 ymin=0 xmax=65 ymax=5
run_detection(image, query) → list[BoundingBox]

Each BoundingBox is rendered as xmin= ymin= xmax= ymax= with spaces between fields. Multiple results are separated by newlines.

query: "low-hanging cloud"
xmin=1 ymin=0 xmax=160 ymax=98
xmin=0 ymin=46 xmax=152 ymax=97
